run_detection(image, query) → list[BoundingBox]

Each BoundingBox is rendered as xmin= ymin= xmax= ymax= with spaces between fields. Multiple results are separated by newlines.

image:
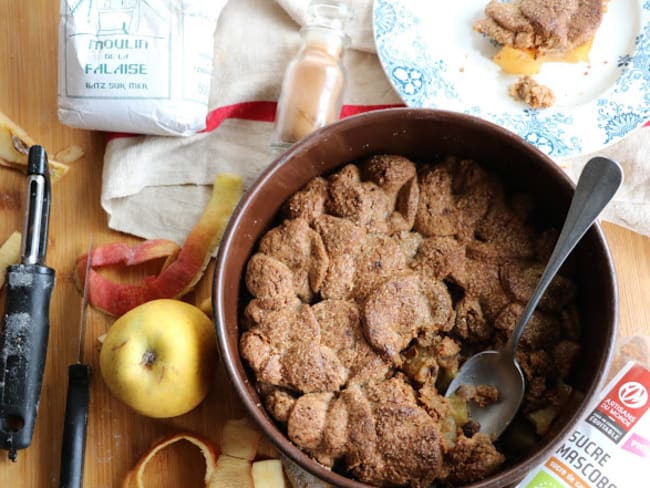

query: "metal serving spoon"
xmin=445 ymin=156 xmax=623 ymax=438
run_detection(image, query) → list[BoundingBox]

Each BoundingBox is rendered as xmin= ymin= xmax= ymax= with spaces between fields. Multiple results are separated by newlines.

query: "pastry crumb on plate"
xmin=509 ymin=75 xmax=556 ymax=108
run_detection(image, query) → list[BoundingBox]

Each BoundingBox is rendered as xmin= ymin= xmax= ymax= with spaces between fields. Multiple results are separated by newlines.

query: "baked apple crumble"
xmin=474 ymin=0 xmax=605 ymax=108
xmin=240 ymin=154 xmax=582 ymax=486
xmin=473 ymin=0 xmax=603 ymax=56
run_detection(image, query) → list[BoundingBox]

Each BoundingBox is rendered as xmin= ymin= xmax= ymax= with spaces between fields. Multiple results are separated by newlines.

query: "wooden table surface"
xmin=0 ymin=1 xmax=649 ymax=487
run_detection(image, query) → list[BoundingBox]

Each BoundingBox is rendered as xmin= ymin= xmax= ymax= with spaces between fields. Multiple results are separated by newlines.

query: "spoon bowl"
xmin=446 ymin=156 xmax=623 ymax=437
xmin=446 ymin=350 xmax=525 ymax=437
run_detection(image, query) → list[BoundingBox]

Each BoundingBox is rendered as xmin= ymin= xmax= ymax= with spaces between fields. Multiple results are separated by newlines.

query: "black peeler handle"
xmin=60 ymin=363 xmax=90 ymax=488
xmin=0 ymin=263 xmax=55 ymax=459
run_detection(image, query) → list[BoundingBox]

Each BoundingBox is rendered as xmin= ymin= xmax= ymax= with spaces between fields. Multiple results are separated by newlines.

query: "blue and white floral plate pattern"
xmin=373 ymin=0 xmax=650 ymax=158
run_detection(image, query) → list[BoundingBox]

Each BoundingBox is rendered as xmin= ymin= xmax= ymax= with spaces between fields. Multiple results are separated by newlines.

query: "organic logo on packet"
xmin=526 ymin=470 xmax=564 ymax=488
xmin=618 ymin=381 xmax=648 ymax=409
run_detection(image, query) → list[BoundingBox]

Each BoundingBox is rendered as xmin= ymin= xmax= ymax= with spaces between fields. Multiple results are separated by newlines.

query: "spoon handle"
xmin=509 ymin=157 xmax=623 ymax=360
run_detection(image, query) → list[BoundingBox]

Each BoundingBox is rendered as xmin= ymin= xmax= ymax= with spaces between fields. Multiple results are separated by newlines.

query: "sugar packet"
xmin=518 ymin=336 xmax=650 ymax=488
xmin=57 ymin=0 xmax=226 ymax=136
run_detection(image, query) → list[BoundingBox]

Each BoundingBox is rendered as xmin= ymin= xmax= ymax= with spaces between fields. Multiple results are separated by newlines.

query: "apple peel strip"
xmin=0 ymin=110 xmax=71 ymax=182
xmin=0 ymin=231 xmax=21 ymax=289
xmin=122 ymin=432 xmax=220 ymax=488
xmin=74 ymin=173 xmax=243 ymax=317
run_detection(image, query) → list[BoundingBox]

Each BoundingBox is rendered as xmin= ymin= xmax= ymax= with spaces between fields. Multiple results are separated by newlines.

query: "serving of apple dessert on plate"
xmin=473 ymin=0 xmax=605 ymax=108
xmin=238 ymin=154 xmax=583 ymax=487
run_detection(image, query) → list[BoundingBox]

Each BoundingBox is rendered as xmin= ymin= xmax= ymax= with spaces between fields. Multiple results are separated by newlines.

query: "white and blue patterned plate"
xmin=373 ymin=0 xmax=650 ymax=158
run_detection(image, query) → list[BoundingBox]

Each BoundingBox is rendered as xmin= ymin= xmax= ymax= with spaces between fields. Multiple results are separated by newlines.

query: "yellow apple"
xmin=99 ymin=298 xmax=217 ymax=418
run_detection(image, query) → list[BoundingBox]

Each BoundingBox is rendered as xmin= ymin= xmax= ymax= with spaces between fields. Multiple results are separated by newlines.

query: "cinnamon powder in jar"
xmin=271 ymin=1 xmax=350 ymax=150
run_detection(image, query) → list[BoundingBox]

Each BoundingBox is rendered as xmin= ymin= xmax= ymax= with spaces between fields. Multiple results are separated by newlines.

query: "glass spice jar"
xmin=271 ymin=0 xmax=351 ymax=150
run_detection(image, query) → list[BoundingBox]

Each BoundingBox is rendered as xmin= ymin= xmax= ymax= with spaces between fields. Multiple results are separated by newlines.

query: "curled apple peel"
xmin=73 ymin=238 xmax=181 ymax=316
xmin=82 ymin=239 xmax=181 ymax=268
xmin=74 ymin=173 xmax=243 ymax=316
xmin=122 ymin=432 xmax=220 ymax=488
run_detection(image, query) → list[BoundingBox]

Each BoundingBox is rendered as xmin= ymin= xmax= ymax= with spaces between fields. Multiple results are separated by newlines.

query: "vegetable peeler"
xmin=0 ymin=145 xmax=55 ymax=461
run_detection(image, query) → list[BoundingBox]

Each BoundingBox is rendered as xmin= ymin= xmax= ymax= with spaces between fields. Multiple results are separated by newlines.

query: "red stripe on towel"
xmin=106 ymin=102 xmax=648 ymax=140
xmin=202 ymin=101 xmax=278 ymax=132
xmin=202 ymin=101 xmax=405 ymax=132
xmin=106 ymin=101 xmax=406 ymax=140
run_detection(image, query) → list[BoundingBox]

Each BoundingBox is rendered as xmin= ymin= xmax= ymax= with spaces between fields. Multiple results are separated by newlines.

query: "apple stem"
xmin=141 ymin=350 xmax=157 ymax=368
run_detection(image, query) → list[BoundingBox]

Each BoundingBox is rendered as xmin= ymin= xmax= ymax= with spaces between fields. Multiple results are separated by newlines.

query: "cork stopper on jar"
xmin=306 ymin=0 xmax=350 ymax=33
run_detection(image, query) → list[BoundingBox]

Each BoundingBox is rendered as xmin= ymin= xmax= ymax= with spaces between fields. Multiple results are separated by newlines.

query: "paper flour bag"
xmin=57 ymin=0 xmax=227 ymax=136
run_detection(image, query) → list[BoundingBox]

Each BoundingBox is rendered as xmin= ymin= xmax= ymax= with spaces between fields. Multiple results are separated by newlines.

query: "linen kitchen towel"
xmin=101 ymin=0 xmax=650 ymax=245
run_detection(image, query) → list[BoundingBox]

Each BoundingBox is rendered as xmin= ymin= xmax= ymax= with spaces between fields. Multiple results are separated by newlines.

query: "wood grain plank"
xmin=0 ymin=1 xmax=648 ymax=487
xmin=0 ymin=2 xmax=245 ymax=487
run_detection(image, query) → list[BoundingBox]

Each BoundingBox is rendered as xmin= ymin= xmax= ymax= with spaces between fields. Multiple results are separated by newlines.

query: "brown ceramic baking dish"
xmin=212 ymin=108 xmax=617 ymax=487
